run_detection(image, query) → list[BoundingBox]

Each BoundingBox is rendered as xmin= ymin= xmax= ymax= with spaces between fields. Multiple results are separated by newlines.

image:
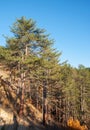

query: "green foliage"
xmin=0 ymin=16 xmax=90 ymax=128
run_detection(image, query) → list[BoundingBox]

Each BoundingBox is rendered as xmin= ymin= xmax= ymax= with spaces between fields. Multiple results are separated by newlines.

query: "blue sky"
xmin=0 ymin=0 xmax=90 ymax=67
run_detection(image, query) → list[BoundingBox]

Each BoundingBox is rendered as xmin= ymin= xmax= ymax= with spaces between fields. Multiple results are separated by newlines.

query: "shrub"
xmin=67 ymin=117 xmax=88 ymax=130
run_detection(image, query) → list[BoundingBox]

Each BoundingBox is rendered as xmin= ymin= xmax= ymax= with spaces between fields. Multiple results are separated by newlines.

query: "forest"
xmin=0 ymin=17 xmax=90 ymax=130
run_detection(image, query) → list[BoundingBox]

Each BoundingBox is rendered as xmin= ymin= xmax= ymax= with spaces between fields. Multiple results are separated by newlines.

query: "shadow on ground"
xmin=0 ymin=123 xmax=79 ymax=130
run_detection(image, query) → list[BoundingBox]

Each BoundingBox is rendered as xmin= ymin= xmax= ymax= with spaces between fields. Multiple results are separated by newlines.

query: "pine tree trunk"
xmin=25 ymin=44 xmax=28 ymax=56
xmin=42 ymin=80 xmax=47 ymax=125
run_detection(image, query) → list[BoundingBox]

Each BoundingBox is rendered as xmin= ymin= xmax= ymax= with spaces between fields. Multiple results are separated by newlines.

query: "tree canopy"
xmin=0 ymin=16 xmax=90 ymax=129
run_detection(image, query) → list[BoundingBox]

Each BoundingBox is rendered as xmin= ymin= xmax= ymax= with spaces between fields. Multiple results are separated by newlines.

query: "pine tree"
xmin=5 ymin=16 xmax=43 ymax=116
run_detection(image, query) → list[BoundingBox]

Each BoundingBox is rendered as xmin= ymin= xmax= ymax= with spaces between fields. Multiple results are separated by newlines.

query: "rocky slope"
xmin=0 ymin=64 xmax=43 ymax=130
xmin=0 ymin=64 xmax=61 ymax=130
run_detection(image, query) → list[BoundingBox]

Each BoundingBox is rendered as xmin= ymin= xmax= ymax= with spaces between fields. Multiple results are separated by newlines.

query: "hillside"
xmin=0 ymin=64 xmax=41 ymax=130
xmin=0 ymin=64 xmax=89 ymax=130
xmin=0 ymin=64 xmax=62 ymax=130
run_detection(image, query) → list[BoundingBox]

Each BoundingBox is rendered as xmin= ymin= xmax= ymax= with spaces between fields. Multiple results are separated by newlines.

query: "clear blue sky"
xmin=0 ymin=0 xmax=90 ymax=67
